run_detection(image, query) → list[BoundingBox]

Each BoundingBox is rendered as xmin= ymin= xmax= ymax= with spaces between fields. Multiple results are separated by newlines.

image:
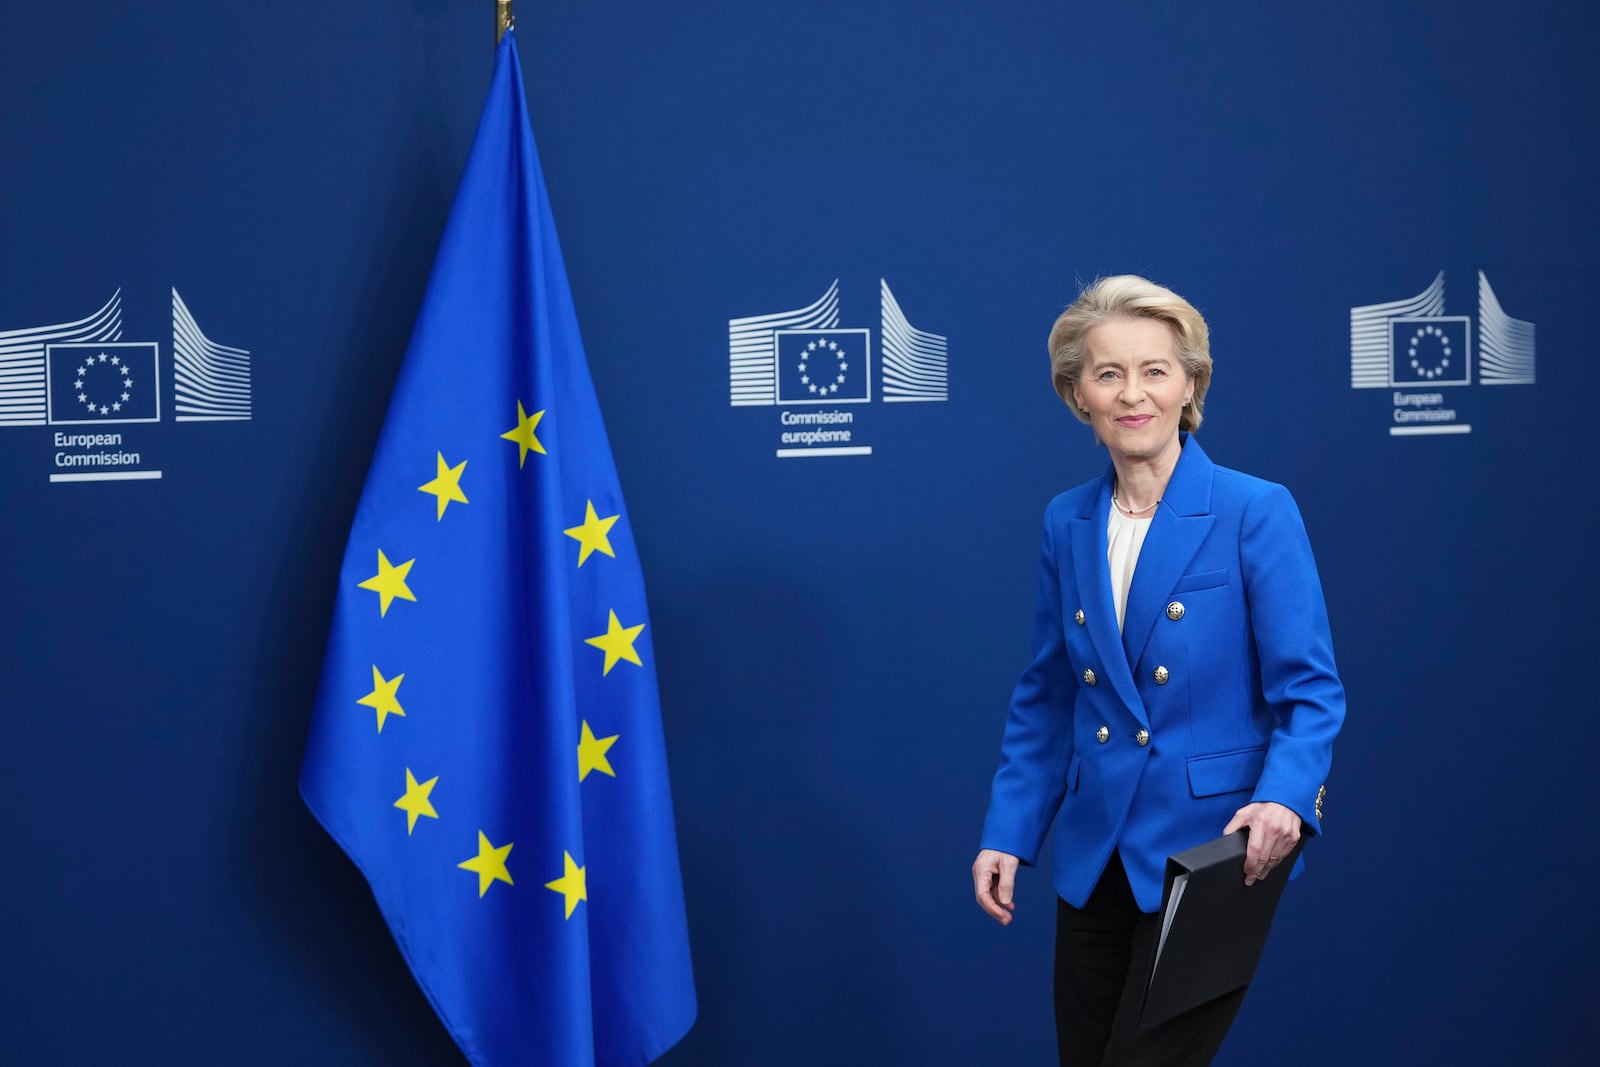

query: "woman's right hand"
xmin=972 ymin=849 xmax=1021 ymax=925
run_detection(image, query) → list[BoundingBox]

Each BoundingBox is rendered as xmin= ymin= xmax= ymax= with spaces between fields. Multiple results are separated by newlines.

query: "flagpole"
xmin=496 ymin=0 xmax=513 ymax=43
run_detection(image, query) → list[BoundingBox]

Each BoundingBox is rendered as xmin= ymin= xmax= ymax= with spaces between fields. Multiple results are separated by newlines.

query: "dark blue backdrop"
xmin=3 ymin=2 xmax=1595 ymax=1063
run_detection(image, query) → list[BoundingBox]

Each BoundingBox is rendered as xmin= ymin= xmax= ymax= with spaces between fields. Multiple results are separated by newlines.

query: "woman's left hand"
xmin=1223 ymin=801 xmax=1302 ymax=886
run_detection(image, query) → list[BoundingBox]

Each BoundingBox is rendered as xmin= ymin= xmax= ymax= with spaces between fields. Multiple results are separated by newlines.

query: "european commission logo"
xmin=729 ymin=280 xmax=947 ymax=458
xmin=730 ymin=279 xmax=947 ymax=407
xmin=1349 ymin=271 xmax=1534 ymax=436
xmin=1 ymin=288 xmax=252 ymax=482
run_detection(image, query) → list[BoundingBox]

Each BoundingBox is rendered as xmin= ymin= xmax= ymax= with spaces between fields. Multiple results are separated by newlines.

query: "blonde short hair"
xmin=1047 ymin=275 xmax=1213 ymax=432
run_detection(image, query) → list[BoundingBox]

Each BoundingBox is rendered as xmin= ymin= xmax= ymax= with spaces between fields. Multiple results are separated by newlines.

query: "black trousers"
xmin=1054 ymin=852 xmax=1247 ymax=1067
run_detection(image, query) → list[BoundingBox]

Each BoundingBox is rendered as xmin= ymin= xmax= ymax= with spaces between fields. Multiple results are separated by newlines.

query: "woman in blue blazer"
xmin=972 ymin=276 xmax=1345 ymax=1066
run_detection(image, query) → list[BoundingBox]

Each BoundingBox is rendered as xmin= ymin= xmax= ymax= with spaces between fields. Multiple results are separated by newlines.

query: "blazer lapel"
xmin=1121 ymin=436 xmax=1216 ymax=669
xmin=1071 ymin=472 xmax=1146 ymax=722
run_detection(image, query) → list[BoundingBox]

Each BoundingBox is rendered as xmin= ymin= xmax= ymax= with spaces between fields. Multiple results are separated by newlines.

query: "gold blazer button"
xmin=1095 ymin=725 xmax=1109 ymax=744
xmin=1135 ymin=729 xmax=1150 ymax=747
xmin=1074 ymin=608 xmax=1085 ymax=626
xmin=1153 ymin=665 xmax=1169 ymax=685
xmin=1082 ymin=668 xmax=1097 ymax=686
xmin=1166 ymin=601 xmax=1185 ymax=621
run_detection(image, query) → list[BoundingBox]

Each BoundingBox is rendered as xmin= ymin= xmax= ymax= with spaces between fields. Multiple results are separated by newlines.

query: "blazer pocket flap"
xmin=1171 ymin=568 xmax=1230 ymax=593
xmin=1187 ymin=746 xmax=1266 ymax=797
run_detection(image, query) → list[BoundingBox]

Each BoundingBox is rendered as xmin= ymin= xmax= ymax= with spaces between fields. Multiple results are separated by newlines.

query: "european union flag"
xmin=300 ymin=31 xmax=695 ymax=1066
xmin=1390 ymin=316 xmax=1471 ymax=386
xmin=775 ymin=328 xmax=872 ymax=403
xmin=46 ymin=342 xmax=160 ymax=424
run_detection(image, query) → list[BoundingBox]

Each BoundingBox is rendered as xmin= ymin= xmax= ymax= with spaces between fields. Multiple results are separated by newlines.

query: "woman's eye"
xmin=1147 ymin=367 xmax=1167 ymax=377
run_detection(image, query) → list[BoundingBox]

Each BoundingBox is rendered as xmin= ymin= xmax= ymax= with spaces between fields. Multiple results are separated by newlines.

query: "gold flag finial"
xmin=497 ymin=0 xmax=513 ymax=43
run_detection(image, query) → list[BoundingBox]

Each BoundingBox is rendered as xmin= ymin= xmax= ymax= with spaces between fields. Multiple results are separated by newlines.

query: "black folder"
xmin=1137 ymin=830 xmax=1307 ymax=1031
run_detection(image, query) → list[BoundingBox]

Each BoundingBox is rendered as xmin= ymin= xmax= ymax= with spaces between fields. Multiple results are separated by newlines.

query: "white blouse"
xmin=1107 ymin=504 xmax=1154 ymax=632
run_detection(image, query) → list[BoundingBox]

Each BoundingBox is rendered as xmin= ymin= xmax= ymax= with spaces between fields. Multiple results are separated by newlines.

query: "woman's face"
xmin=1072 ymin=317 xmax=1193 ymax=467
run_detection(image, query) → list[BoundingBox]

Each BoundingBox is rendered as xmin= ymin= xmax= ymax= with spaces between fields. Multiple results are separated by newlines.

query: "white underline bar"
xmin=50 ymin=470 xmax=165 ymax=483
xmin=775 ymin=447 xmax=873 ymax=458
xmin=1389 ymin=425 xmax=1471 ymax=436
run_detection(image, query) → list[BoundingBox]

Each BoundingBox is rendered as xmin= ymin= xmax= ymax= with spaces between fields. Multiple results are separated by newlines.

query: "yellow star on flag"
xmin=563 ymin=500 xmax=620 ymax=566
xmin=458 ymin=831 xmax=514 ymax=897
xmin=418 ymin=451 xmax=469 ymax=520
xmin=393 ymin=768 xmax=439 ymax=834
xmin=356 ymin=665 xmax=406 ymax=732
xmin=500 ymin=400 xmax=547 ymax=467
xmin=584 ymin=609 xmax=645 ymax=675
xmin=358 ymin=549 xmax=416 ymax=617
xmin=544 ymin=851 xmax=588 ymax=919
xmin=577 ymin=720 xmax=619 ymax=781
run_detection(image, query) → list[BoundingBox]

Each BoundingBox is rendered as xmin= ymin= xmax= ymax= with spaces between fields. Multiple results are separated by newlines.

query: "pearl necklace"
xmin=1113 ymin=492 xmax=1159 ymax=516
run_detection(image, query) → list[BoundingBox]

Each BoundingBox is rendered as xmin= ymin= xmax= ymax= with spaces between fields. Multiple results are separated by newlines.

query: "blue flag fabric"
xmin=300 ymin=31 xmax=696 ymax=1066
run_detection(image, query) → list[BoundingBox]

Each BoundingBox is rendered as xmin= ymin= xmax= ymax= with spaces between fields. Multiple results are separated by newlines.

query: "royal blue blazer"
xmin=980 ymin=436 xmax=1346 ymax=911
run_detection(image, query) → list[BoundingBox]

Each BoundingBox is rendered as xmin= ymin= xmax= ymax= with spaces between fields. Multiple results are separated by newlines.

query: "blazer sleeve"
xmin=1240 ymin=482 xmax=1346 ymax=833
xmin=979 ymin=499 xmax=1080 ymax=864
